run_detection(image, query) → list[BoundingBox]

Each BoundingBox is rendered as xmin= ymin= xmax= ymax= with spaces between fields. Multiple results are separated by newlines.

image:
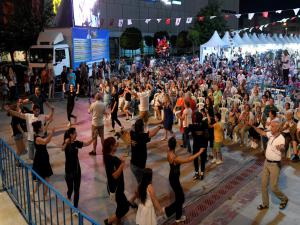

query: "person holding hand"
xmin=103 ymin=137 xmax=130 ymax=225
xmin=62 ymin=127 xmax=95 ymax=212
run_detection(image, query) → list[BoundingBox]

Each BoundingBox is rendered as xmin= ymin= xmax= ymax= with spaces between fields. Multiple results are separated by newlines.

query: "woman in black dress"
xmin=31 ymin=120 xmax=55 ymax=200
xmin=103 ymin=137 xmax=130 ymax=225
xmin=161 ymin=94 xmax=174 ymax=141
xmin=62 ymin=128 xmax=95 ymax=210
xmin=188 ymin=111 xmax=208 ymax=180
xmin=163 ymin=137 xmax=203 ymax=223
xmin=110 ymin=85 xmax=123 ymax=132
xmin=66 ymin=84 xmax=79 ymax=127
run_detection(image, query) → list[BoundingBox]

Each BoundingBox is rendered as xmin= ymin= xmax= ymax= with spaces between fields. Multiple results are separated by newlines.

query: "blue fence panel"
xmin=0 ymin=138 xmax=100 ymax=225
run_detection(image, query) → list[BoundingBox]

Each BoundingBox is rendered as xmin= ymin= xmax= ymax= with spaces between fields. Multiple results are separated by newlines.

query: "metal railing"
xmin=0 ymin=138 xmax=100 ymax=225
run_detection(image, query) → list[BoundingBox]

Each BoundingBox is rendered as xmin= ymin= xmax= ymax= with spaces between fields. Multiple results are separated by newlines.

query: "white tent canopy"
xmin=232 ymin=33 xmax=245 ymax=46
xmin=201 ymin=31 xmax=228 ymax=48
xmin=222 ymin=31 xmax=234 ymax=47
xmin=250 ymin=33 xmax=262 ymax=45
xmin=242 ymin=33 xmax=254 ymax=45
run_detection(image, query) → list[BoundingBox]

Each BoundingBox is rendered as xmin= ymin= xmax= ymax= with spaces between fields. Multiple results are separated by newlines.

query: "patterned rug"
xmin=163 ymin=158 xmax=264 ymax=225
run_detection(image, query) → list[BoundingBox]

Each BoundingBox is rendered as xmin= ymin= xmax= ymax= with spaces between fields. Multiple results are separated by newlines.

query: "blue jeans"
xmin=183 ymin=127 xmax=191 ymax=153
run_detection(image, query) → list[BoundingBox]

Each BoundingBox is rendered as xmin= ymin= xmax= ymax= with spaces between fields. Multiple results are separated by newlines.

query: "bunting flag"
xmin=127 ymin=19 xmax=132 ymax=25
xmin=259 ymin=25 xmax=264 ymax=31
xmin=157 ymin=18 xmax=162 ymax=23
xmin=165 ymin=18 xmax=171 ymax=25
xmin=249 ymin=27 xmax=254 ymax=32
xmin=175 ymin=18 xmax=181 ymax=26
xmin=291 ymin=16 xmax=297 ymax=21
xmin=276 ymin=10 xmax=282 ymax=14
xmin=262 ymin=11 xmax=268 ymax=18
xmin=210 ymin=16 xmax=216 ymax=19
xmin=145 ymin=19 xmax=151 ymax=24
xmin=293 ymin=8 xmax=300 ymax=15
xmin=118 ymin=19 xmax=123 ymax=27
xmin=186 ymin=17 xmax=193 ymax=24
xmin=224 ymin=14 xmax=230 ymax=20
xmin=109 ymin=18 xmax=114 ymax=26
xmin=198 ymin=16 xmax=205 ymax=21
xmin=248 ymin=13 xmax=255 ymax=20
xmin=235 ymin=14 xmax=241 ymax=19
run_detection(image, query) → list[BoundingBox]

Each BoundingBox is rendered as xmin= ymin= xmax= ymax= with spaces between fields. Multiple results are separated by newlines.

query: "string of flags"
xmin=234 ymin=15 xmax=300 ymax=34
xmin=96 ymin=7 xmax=300 ymax=27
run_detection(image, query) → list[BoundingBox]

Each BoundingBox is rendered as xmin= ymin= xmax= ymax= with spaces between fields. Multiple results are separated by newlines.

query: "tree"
xmin=144 ymin=36 xmax=153 ymax=47
xmin=170 ymin=35 xmax=177 ymax=47
xmin=0 ymin=0 xmax=55 ymax=64
xmin=188 ymin=3 xmax=227 ymax=52
xmin=120 ymin=27 xmax=143 ymax=56
xmin=153 ymin=31 xmax=169 ymax=47
xmin=176 ymin=31 xmax=192 ymax=49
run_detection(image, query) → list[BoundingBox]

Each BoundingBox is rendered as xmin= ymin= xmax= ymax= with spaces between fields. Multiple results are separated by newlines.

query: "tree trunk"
xmin=10 ymin=51 xmax=15 ymax=66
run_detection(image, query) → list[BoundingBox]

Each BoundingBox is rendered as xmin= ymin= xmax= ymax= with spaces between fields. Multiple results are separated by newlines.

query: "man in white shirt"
xmin=88 ymin=93 xmax=106 ymax=155
xmin=281 ymin=50 xmax=290 ymax=85
xmin=252 ymin=120 xmax=288 ymax=210
xmin=5 ymin=103 xmax=54 ymax=160
xmin=136 ymin=84 xmax=152 ymax=128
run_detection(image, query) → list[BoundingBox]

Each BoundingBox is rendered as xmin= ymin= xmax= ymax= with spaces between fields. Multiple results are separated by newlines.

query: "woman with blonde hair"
xmin=161 ymin=94 xmax=174 ymax=141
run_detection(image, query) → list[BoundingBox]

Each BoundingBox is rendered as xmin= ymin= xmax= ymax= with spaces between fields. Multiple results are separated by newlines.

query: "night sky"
xmin=240 ymin=0 xmax=300 ymax=13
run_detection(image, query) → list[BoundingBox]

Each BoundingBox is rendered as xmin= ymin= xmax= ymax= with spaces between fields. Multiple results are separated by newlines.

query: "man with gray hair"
xmin=252 ymin=120 xmax=288 ymax=210
xmin=88 ymin=93 xmax=106 ymax=155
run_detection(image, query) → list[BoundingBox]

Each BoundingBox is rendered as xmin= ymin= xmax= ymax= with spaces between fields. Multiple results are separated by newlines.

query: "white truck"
xmin=29 ymin=27 xmax=110 ymax=80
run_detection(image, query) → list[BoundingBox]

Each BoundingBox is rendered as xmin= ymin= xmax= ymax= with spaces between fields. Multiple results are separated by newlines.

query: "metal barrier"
xmin=0 ymin=138 xmax=100 ymax=225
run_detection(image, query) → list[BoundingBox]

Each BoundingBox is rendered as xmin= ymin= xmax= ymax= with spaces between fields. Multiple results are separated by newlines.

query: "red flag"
xmin=255 ymin=26 xmax=259 ymax=29
xmin=198 ymin=16 xmax=205 ymax=22
xmin=291 ymin=16 xmax=297 ymax=21
xmin=109 ymin=18 xmax=114 ymax=26
xmin=272 ymin=22 xmax=276 ymax=26
xmin=165 ymin=18 xmax=171 ymax=25
xmin=100 ymin=18 xmax=104 ymax=26
xmin=262 ymin=11 xmax=268 ymax=18
xmin=224 ymin=14 xmax=230 ymax=20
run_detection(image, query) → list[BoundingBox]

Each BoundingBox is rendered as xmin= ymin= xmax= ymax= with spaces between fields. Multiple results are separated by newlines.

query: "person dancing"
xmin=65 ymin=84 xmax=79 ymax=127
xmin=161 ymin=94 xmax=174 ymax=141
xmin=62 ymin=127 xmax=95 ymax=213
xmin=110 ymin=85 xmax=123 ymax=132
xmin=103 ymin=137 xmax=130 ymax=225
xmin=163 ymin=137 xmax=204 ymax=223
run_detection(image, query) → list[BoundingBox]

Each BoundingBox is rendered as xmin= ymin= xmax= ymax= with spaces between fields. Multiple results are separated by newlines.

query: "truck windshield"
xmin=29 ymin=48 xmax=53 ymax=63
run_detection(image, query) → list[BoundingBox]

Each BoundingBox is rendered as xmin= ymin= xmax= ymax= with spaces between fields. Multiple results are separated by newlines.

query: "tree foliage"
xmin=144 ymin=35 xmax=154 ymax=47
xmin=188 ymin=3 xmax=227 ymax=47
xmin=120 ymin=27 xmax=143 ymax=50
xmin=176 ymin=31 xmax=192 ymax=49
xmin=0 ymin=0 xmax=55 ymax=55
xmin=153 ymin=31 xmax=169 ymax=47
xmin=170 ymin=35 xmax=177 ymax=47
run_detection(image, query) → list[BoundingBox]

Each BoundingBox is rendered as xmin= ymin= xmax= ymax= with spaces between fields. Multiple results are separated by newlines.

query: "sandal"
xmin=257 ymin=204 xmax=269 ymax=210
xmin=279 ymin=199 xmax=288 ymax=210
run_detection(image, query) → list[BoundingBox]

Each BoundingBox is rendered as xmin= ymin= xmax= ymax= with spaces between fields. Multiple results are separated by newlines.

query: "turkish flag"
xmin=262 ymin=11 xmax=268 ymax=18
xmin=165 ymin=18 xmax=171 ymax=25
xmin=198 ymin=16 xmax=205 ymax=22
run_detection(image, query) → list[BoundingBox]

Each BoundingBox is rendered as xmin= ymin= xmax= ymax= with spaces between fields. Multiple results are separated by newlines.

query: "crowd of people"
xmin=2 ymin=48 xmax=300 ymax=224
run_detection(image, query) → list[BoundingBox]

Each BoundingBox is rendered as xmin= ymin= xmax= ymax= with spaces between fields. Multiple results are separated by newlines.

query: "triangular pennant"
xmin=157 ymin=18 xmax=162 ymax=23
xmin=291 ymin=16 xmax=297 ymax=21
xmin=145 ymin=19 xmax=151 ymax=24
xmin=264 ymin=24 xmax=269 ymax=28
xmin=127 ymin=19 xmax=132 ymax=25
xmin=166 ymin=18 xmax=171 ymax=25
xmin=272 ymin=22 xmax=276 ymax=26
xmin=235 ymin=14 xmax=241 ymax=19
xmin=293 ymin=8 xmax=300 ymax=15
xmin=186 ymin=17 xmax=192 ymax=24
xmin=210 ymin=16 xmax=216 ymax=19
xmin=198 ymin=16 xmax=205 ymax=21
xmin=259 ymin=25 xmax=264 ymax=31
xmin=249 ymin=27 xmax=254 ymax=32
xmin=118 ymin=19 xmax=123 ymax=27
xmin=109 ymin=18 xmax=114 ymax=26
xmin=262 ymin=11 xmax=268 ymax=18
xmin=248 ymin=13 xmax=255 ymax=20
xmin=175 ymin=18 xmax=181 ymax=26
xmin=275 ymin=10 xmax=282 ymax=14
xmin=224 ymin=14 xmax=230 ymax=20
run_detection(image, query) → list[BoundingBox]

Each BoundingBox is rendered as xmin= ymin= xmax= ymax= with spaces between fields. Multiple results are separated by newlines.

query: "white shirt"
xmin=265 ymin=132 xmax=285 ymax=161
xmin=88 ymin=101 xmax=106 ymax=126
xmin=138 ymin=91 xmax=150 ymax=112
xmin=25 ymin=113 xmax=46 ymax=141
xmin=182 ymin=108 xmax=192 ymax=128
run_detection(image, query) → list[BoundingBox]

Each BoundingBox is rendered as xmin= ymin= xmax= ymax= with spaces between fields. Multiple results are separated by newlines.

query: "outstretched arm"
xmin=174 ymin=148 xmax=205 ymax=164
xmin=4 ymin=106 xmax=26 ymax=120
xmin=148 ymin=125 xmax=162 ymax=138
xmin=251 ymin=125 xmax=267 ymax=137
xmin=147 ymin=184 xmax=163 ymax=215
xmin=35 ymin=128 xmax=55 ymax=145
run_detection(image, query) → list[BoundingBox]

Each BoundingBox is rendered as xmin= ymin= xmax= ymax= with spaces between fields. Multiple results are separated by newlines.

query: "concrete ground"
xmin=0 ymin=98 xmax=299 ymax=225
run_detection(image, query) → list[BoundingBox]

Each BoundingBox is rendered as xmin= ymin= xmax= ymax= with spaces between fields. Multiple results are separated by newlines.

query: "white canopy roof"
xmin=250 ymin=33 xmax=262 ymax=45
xmin=232 ymin=33 xmax=245 ymax=45
xmin=222 ymin=31 xmax=234 ymax=47
xmin=258 ymin=34 xmax=270 ymax=44
xmin=202 ymin=31 xmax=227 ymax=48
xmin=241 ymin=33 xmax=254 ymax=45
